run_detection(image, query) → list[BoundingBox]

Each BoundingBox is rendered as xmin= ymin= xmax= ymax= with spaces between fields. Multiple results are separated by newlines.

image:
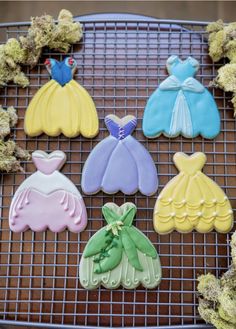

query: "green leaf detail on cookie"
xmin=121 ymin=206 xmax=137 ymax=226
xmin=102 ymin=206 xmax=120 ymax=224
xmin=83 ymin=227 xmax=109 ymax=258
xmin=121 ymin=228 xmax=143 ymax=272
xmin=102 ymin=204 xmax=136 ymax=227
xmin=106 ymin=220 xmax=124 ymax=236
xmin=93 ymin=236 xmax=123 ymax=274
xmin=84 ymin=203 xmax=157 ymax=275
xmin=126 ymin=226 xmax=157 ymax=259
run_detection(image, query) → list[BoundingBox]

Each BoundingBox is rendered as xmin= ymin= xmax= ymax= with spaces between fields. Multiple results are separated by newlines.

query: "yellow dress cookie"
xmin=154 ymin=152 xmax=233 ymax=234
xmin=24 ymin=57 xmax=99 ymax=138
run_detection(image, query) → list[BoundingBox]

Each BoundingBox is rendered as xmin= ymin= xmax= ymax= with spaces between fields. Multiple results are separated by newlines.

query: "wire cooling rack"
xmin=0 ymin=13 xmax=235 ymax=329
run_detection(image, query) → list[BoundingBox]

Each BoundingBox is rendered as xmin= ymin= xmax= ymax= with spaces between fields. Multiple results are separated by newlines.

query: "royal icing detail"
xmin=79 ymin=202 xmax=162 ymax=289
xmin=142 ymin=55 xmax=220 ymax=139
xmin=24 ymin=57 xmax=99 ymax=138
xmin=153 ymin=152 xmax=233 ymax=234
xmin=9 ymin=150 xmax=87 ymax=233
xmin=81 ymin=114 xmax=158 ymax=196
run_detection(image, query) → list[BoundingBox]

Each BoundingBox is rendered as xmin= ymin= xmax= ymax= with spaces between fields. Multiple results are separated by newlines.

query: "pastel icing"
xmin=24 ymin=57 xmax=99 ymax=138
xmin=142 ymin=55 xmax=220 ymax=139
xmin=81 ymin=115 xmax=158 ymax=196
xmin=79 ymin=202 xmax=162 ymax=289
xmin=9 ymin=150 xmax=87 ymax=233
xmin=153 ymin=152 xmax=233 ymax=234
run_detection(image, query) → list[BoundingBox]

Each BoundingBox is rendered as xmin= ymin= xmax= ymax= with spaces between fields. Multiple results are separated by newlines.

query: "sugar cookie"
xmin=154 ymin=152 xmax=233 ymax=234
xmin=24 ymin=57 xmax=99 ymax=138
xmin=9 ymin=150 xmax=87 ymax=233
xmin=82 ymin=114 xmax=158 ymax=196
xmin=80 ymin=202 xmax=162 ymax=289
xmin=143 ymin=55 xmax=220 ymax=139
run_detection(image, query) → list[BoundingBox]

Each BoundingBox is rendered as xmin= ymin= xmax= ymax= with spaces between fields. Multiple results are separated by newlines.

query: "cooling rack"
xmin=0 ymin=13 xmax=235 ymax=329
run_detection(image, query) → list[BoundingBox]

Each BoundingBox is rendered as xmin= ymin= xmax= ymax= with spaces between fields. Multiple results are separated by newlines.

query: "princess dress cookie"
xmin=24 ymin=57 xmax=99 ymax=138
xmin=154 ymin=152 xmax=233 ymax=234
xmin=142 ymin=55 xmax=220 ymax=139
xmin=79 ymin=202 xmax=162 ymax=289
xmin=9 ymin=150 xmax=87 ymax=233
xmin=81 ymin=114 xmax=158 ymax=196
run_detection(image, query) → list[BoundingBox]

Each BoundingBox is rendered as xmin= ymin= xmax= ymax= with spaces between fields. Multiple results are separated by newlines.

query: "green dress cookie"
xmin=79 ymin=202 xmax=162 ymax=289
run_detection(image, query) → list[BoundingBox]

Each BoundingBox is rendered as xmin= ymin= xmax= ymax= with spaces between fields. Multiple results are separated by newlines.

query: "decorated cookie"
xmin=142 ymin=55 xmax=220 ymax=139
xmin=154 ymin=152 xmax=233 ymax=234
xmin=79 ymin=202 xmax=162 ymax=289
xmin=81 ymin=114 xmax=158 ymax=196
xmin=9 ymin=150 xmax=87 ymax=233
xmin=24 ymin=57 xmax=99 ymax=138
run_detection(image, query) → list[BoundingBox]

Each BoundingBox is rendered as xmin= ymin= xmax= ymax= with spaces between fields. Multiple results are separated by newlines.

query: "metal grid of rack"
xmin=0 ymin=13 xmax=235 ymax=328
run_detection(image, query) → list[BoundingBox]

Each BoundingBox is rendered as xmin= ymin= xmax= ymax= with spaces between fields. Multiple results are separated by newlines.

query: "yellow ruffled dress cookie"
xmin=154 ymin=152 xmax=233 ymax=234
xmin=24 ymin=57 xmax=99 ymax=138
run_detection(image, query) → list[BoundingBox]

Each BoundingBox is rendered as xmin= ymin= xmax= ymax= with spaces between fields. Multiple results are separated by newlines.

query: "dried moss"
xmin=207 ymin=20 xmax=236 ymax=115
xmin=48 ymin=9 xmax=83 ymax=52
xmin=197 ymin=232 xmax=236 ymax=329
xmin=197 ymin=273 xmax=221 ymax=302
xmin=216 ymin=64 xmax=236 ymax=92
xmin=0 ymin=106 xmax=30 ymax=172
xmin=0 ymin=105 xmax=17 ymax=139
xmin=0 ymin=9 xmax=83 ymax=87
xmin=4 ymin=38 xmax=26 ymax=63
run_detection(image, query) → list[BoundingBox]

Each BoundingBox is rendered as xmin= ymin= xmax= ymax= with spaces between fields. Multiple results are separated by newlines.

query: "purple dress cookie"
xmin=9 ymin=150 xmax=87 ymax=233
xmin=81 ymin=115 xmax=158 ymax=196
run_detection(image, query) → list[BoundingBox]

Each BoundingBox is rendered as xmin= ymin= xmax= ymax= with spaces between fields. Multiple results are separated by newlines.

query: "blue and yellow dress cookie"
xmin=24 ymin=57 xmax=99 ymax=138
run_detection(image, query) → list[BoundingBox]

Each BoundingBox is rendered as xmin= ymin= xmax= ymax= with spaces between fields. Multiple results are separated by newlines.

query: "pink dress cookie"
xmin=9 ymin=150 xmax=87 ymax=233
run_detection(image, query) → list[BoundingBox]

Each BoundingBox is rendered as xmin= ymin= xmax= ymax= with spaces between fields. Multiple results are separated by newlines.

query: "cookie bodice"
xmin=32 ymin=150 xmax=66 ymax=175
xmin=45 ymin=57 xmax=77 ymax=86
xmin=166 ymin=55 xmax=199 ymax=82
xmin=105 ymin=115 xmax=137 ymax=140
xmin=173 ymin=152 xmax=207 ymax=175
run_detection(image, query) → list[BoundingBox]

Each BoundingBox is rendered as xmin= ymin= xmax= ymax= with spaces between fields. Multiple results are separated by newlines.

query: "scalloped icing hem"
xmin=79 ymin=250 xmax=162 ymax=290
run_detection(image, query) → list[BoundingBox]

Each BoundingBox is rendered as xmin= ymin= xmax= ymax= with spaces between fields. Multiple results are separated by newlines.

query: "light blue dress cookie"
xmin=142 ymin=55 xmax=220 ymax=139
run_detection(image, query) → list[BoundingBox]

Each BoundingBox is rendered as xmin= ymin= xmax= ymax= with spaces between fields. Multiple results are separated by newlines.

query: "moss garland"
xmin=207 ymin=20 xmax=236 ymax=116
xmin=0 ymin=9 xmax=83 ymax=87
xmin=198 ymin=231 xmax=236 ymax=329
xmin=0 ymin=105 xmax=30 ymax=172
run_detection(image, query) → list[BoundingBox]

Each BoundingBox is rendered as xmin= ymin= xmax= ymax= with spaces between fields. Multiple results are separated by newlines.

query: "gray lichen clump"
xmin=207 ymin=20 xmax=236 ymax=116
xmin=0 ymin=9 xmax=83 ymax=87
xmin=0 ymin=106 xmax=30 ymax=172
xmin=197 ymin=231 xmax=236 ymax=329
